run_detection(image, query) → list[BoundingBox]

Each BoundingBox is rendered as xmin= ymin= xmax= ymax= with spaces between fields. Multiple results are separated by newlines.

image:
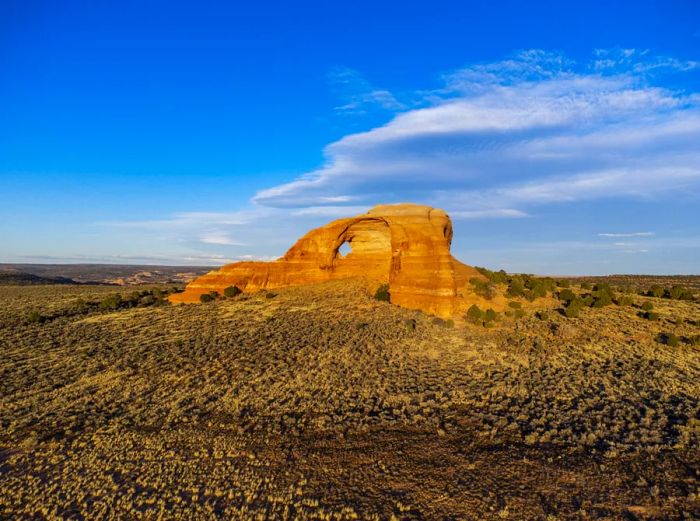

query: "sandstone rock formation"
xmin=170 ymin=203 xmax=492 ymax=317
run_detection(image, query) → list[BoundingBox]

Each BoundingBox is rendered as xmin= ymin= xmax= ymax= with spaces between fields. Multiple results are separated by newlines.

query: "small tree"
xmin=224 ymin=285 xmax=242 ymax=298
xmin=466 ymin=304 xmax=483 ymax=324
xmin=558 ymin=289 xmax=577 ymax=303
xmin=374 ymin=284 xmax=390 ymax=302
xmin=484 ymin=308 xmax=498 ymax=323
xmin=507 ymin=278 xmax=525 ymax=298
xmin=563 ymin=299 xmax=582 ymax=318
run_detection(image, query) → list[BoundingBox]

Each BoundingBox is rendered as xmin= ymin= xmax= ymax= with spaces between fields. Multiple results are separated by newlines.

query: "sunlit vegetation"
xmin=374 ymin=283 xmax=390 ymax=302
xmin=0 ymin=277 xmax=698 ymax=519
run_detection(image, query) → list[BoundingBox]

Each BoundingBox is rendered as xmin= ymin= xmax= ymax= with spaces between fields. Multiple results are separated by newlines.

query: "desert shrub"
xmin=535 ymin=310 xmax=548 ymax=320
xmin=466 ymin=304 xmax=483 ymax=324
xmin=558 ymin=289 xmax=577 ymax=303
xmin=641 ymin=311 xmax=659 ymax=321
xmin=514 ymin=308 xmax=526 ymax=319
xmin=475 ymin=267 xmax=508 ymax=284
xmin=432 ymin=317 xmax=454 ymax=328
xmin=689 ymin=335 xmax=700 ymax=346
xmin=484 ymin=308 xmax=498 ymax=323
xmin=590 ymin=284 xmax=615 ymax=308
xmin=641 ymin=301 xmax=654 ymax=311
xmin=507 ymin=277 xmax=525 ymax=298
xmin=469 ymin=277 xmax=496 ymax=300
xmin=580 ymin=282 xmax=591 ymax=290
xmin=526 ymin=277 xmax=555 ymax=296
xmin=563 ymin=299 xmax=582 ymax=318
xmin=99 ymin=294 xmax=122 ymax=311
xmin=508 ymin=301 xmax=521 ymax=309
xmin=668 ymin=285 xmax=693 ymax=300
xmin=404 ymin=318 xmax=417 ymax=331
xmin=265 ymin=292 xmax=277 ymax=299
xmin=657 ymin=332 xmax=680 ymax=346
xmin=71 ymin=298 xmax=90 ymax=314
xmin=199 ymin=293 xmax=215 ymax=303
xmin=647 ymin=285 xmax=664 ymax=298
xmin=224 ymin=285 xmax=242 ymax=298
xmin=557 ymin=279 xmax=570 ymax=288
xmin=139 ymin=294 xmax=156 ymax=306
xmin=615 ymin=295 xmax=633 ymax=306
xmin=591 ymin=292 xmax=613 ymax=308
xmin=26 ymin=310 xmax=42 ymax=324
xmin=374 ymin=284 xmax=390 ymax=302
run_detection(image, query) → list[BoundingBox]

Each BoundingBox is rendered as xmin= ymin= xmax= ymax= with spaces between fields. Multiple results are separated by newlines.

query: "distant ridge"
xmin=0 ymin=270 xmax=79 ymax=285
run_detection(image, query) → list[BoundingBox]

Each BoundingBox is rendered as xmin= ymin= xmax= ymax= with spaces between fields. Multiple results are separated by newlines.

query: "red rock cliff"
xmin=170 ymin=203 xmax=488 ymax=317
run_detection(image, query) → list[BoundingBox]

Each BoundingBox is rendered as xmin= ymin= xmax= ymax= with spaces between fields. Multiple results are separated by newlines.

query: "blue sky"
xmin=1 ymin=0 xmax=699 ymax=274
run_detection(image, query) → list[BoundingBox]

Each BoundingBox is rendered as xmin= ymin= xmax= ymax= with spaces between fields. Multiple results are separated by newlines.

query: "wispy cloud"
xmin=253 ymin=49 xmax=700 ymax=220
xmin=328 ymin=67 xmax=405 ymax=115
xmin=598 ymin=232 xmax=655 ymax=237
xmin=199 ymin=232 xmax=243 ymax=246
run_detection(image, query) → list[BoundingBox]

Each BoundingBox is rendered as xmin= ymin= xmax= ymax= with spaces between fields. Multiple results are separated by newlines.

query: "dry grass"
xmin=0 ymin=280 xmax=698 ymax=520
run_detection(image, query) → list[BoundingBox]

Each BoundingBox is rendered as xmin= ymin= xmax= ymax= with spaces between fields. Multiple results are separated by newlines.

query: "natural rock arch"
xmin=170 ymin=203 xmax=487 ymax=317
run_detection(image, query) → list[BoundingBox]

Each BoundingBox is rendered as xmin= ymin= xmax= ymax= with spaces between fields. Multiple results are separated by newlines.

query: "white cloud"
xmin=199 ymin=232 xmax=243 ymax=246
xmin=328 ymin=67 xmax=405 ymax=114
xmin=253 ymin=49 xmax=700 ymax=219
xmin=599 ymin=232 xmax=655 ymax=237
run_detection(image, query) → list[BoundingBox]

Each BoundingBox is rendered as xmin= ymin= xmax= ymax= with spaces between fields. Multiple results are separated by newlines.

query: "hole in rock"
xmin=338 ymin=242 xmax=352 ymax=257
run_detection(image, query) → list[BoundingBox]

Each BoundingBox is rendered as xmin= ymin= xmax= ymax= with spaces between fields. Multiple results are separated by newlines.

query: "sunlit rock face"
xmin=170 ymin=203 xmax=487 ymax=317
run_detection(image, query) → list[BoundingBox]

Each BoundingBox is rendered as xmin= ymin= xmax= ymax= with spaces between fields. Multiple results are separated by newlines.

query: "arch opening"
xmin=332 ymin=219 xmax=392 ymax=281
xmin=338 ymin=241 xmax=352 ymax=258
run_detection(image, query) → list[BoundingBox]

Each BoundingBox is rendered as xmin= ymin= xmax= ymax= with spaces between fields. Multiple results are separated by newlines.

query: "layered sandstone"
xmin=170 ymin=203 xmax=493 ymax=317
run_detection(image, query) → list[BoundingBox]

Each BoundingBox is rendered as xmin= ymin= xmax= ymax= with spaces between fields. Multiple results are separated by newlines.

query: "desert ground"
xmin=0 ymin=277 xmax=698 ymax=520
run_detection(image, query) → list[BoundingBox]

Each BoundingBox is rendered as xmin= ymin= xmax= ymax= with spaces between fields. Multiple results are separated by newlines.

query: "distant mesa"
xmin=171 ymin=203 xmax=499 ymax=317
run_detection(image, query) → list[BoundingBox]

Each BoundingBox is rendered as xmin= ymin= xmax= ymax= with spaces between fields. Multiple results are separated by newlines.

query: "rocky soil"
xmin=0 ymin=281 xmax=698 ymax=520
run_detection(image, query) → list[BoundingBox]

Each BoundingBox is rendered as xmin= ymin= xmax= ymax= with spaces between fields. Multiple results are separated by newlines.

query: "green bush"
xmin=26 ymin=310 xmax=42 ymax=324
xmin=474 ymin=267 xmax=508 ymax=284
xmin=484 ymin=308 xmax=499 ymax=323
xmin=431 ymin=317 xmax=454 ymax=328
xmin=641 ymin=311 xmax=659 ymax=321
xmin=469 ymin=277 xmax=496 ymax=300
xmin=648 ymin=285 xmax=664 ymax=298
xmin=615 ymin=295 xmax=633 ymax=306
xmin=558 ymin=289 xmax=577 ymax=303
xmin=668 ymin=285 xmax=693 ymax=300
xmin=374 ymin=284 xmax=390 ymax=302
xmin=224 ymin=285 xmax=242 ymax=298
xmin=591 ymin=292 xmax=613 ymax=308
xmin=507 ymin=278 xmax=525 ymax=298
xmin=199 ymin=293 xmax=214 ymax=303
xmin=563 ymin=299 xmax=582 ymax=318
xmin=99 ymin=294 xmax=122 ymax=311
xmin=466 ymin=304 xmax=483 ymax=324
xmin=507 ymin=301 xmax=521 ymax=309
xmin=641 ymin=301 xmax=654 ymax=311
xmin=580 ymin=282 xmax=591 ymax=290
xmin=657 ymin=332 xmax=680 ymax=347
xmin=557 ymin=279 xmax=570 ymax=288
